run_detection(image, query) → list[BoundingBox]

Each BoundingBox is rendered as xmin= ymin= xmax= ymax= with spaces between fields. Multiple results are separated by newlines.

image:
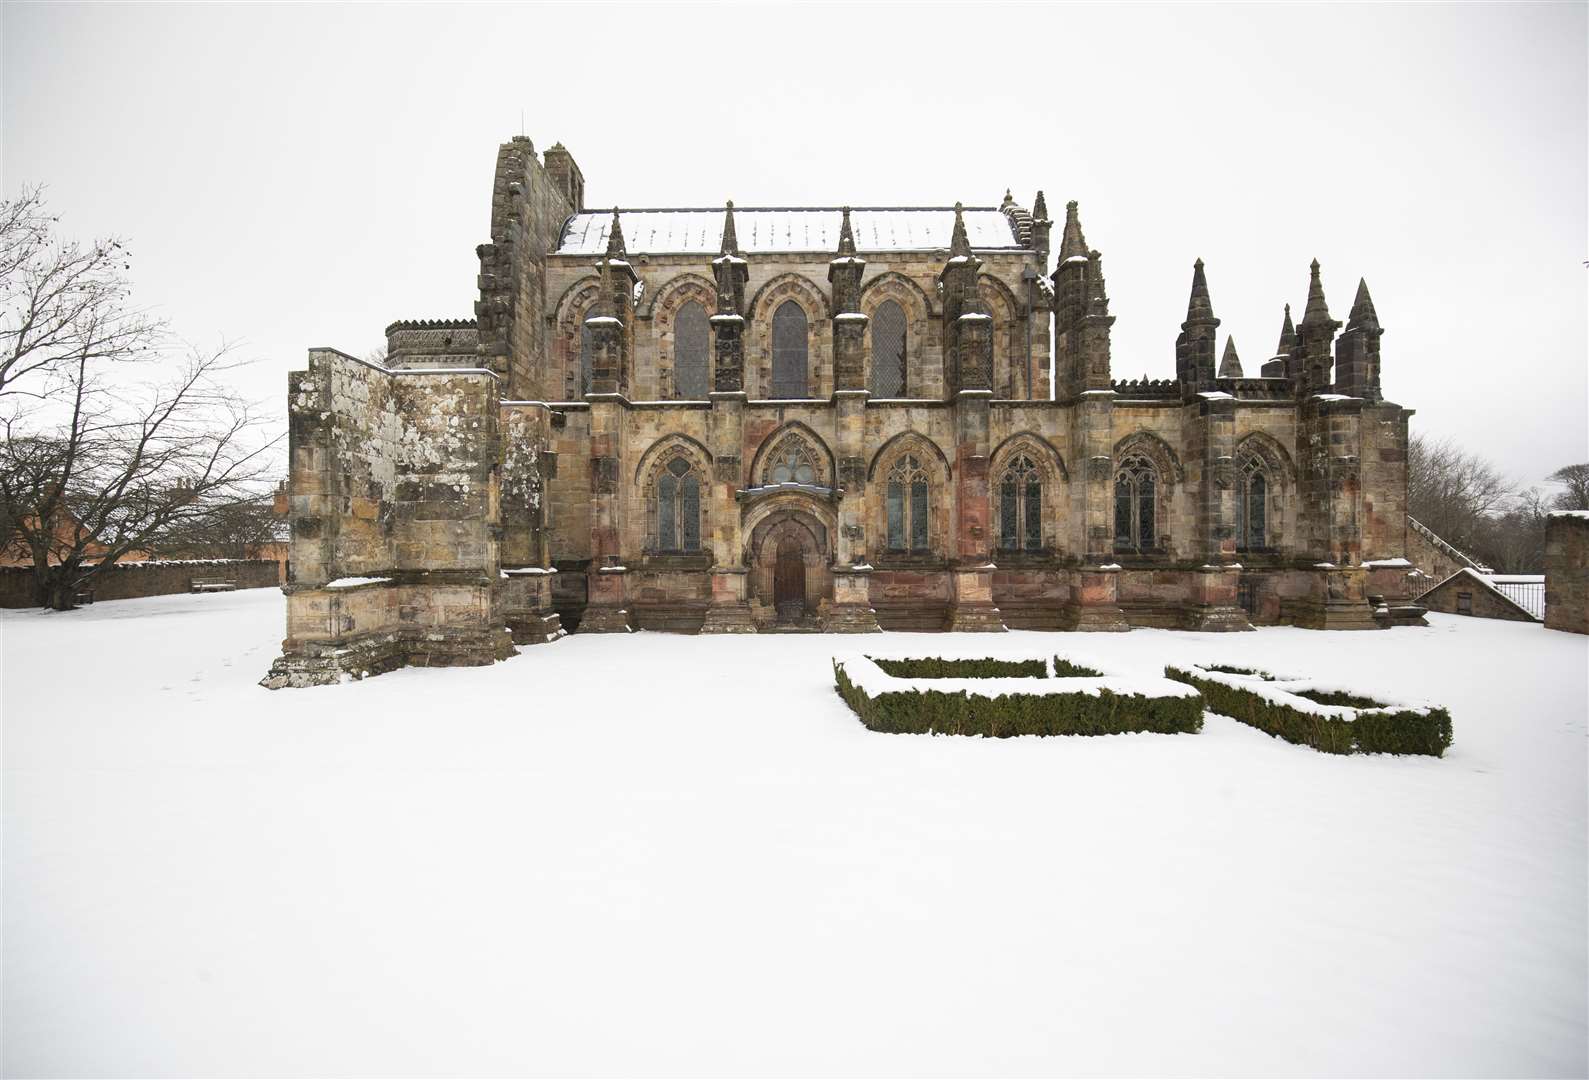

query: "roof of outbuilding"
xmin=1417 ymin=567 xmax=1544 ymax=621
xmin=554 ymin=207 xmax=1027 ymax=257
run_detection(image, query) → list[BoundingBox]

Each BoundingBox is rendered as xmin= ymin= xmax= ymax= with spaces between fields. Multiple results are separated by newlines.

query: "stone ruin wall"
xmin=1544 ymin=513 xmax=1589 ymax=634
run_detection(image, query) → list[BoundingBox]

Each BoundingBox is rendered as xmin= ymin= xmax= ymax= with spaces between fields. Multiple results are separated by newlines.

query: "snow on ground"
xmin=3 ymin=590 xmax=1586 ymax=1078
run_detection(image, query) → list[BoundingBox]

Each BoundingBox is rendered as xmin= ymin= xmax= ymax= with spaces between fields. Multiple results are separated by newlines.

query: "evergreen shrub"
xmin=1164 ymin=664 xmax=1452 ymax=757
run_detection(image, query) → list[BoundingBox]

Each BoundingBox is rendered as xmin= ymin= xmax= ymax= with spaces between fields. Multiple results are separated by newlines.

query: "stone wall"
xmin=1544 ymin=513 xmax=1589 ymax=634
xmin=0 ymin=559 xmax=280 ymax=608
xmin=386 ymin=320 xmax=479 ymax=370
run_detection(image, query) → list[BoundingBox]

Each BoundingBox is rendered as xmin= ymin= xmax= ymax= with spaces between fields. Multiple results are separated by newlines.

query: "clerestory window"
xmin=771 ymin=301 xmax=809 ymax=398
xmin=871 ymin=299 xmax=907 ymax=397
xmin=674 ymin=301 xmax=709 ymax=399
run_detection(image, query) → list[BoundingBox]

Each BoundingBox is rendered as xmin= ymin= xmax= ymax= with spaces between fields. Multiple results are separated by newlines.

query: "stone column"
xmin=944 ymin=390 xmax=1004 ymax=632
xmin=700 ymin=389 xmax=756 ymax=633
xmin=1185 ymin=393 xmax=1251 ymax=631
xmin=580 ymin=394 xmax=632 ymax=632
xmin=826 ymin=389 xmax=881 ymax=632
xmin=1067 ymin=390 xmax=1129 ymax=631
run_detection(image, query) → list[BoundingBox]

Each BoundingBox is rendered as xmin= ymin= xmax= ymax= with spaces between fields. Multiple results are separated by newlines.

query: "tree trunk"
xmin=36 ymin=562 xmax=83 ymax=610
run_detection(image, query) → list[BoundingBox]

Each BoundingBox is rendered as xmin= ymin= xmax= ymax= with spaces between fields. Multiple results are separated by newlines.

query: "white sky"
xmin=4 ymin=1 xmax=1585 ymax=485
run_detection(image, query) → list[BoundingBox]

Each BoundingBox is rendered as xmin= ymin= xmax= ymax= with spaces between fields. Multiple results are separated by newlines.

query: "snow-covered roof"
xmin=1418 ymin=567 xmax=1543 ymax=621
xmin=555 ymin=208 xmax=1025 ymax=256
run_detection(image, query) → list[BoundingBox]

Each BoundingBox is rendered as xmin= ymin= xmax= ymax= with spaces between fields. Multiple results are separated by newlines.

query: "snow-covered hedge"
xmin=833 ymin=653 xmax=1203 ymax=738
xmin=1164 ymin=663 xmax=1453 ymax=757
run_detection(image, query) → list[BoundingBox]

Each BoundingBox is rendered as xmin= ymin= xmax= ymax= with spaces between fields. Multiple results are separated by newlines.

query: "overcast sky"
xmin=5 ymin=2 xmax=1585 ymax=485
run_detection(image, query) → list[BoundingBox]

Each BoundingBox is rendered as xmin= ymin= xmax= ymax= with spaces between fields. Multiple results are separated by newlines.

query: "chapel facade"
xmin=264 ymin=136 xmax=1420 ymax=686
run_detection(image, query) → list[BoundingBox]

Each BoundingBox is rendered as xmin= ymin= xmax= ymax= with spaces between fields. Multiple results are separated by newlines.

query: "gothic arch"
xmin=748 ymin=421 xmax=836 ymax=488
xmin=991 ymin=431 xmax=1069 ymax=482
xmin=866 ymin=430 xmax=953 ymax=482
xmin=747 ymin=273 xmax=831 ymax=398
xmin=1235 ymin=431 xmax=1296 ymax=489
xmin=1113 ymin=430 xmax=1185 ymax=486
xmin=553 ymin=276 xmax=603 ymax=399
xmin=632 ymin=432 xmax=714 ymax=485
xmin=650 ymin=275 xmax=718 ymax=399
xmin=861 ymin=271 xmax=936 ymax=318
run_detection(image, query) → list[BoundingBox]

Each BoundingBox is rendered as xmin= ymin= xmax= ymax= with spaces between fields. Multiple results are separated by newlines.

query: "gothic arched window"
xmin=674 ymin=301 xmax=709 ymax=399
xmin=1114 ymin=455 xmax=1158 ymax=553
xmin=1237 ymin=457 xmax=1269 ymax=551
xmin=885 ymin=454 xmax=930 ymax=553
xmin=998 ymin=453 xmax=1043 ymax=552
xmin=771 ymin=301 xmax=809 ymax=398
xmin=871 ymin=299 xmax=907 ymax=397
xmin=656 ymin=455 xmax=703 ymax=553
xmin=578 ymin=322 xmax=594 ymax=396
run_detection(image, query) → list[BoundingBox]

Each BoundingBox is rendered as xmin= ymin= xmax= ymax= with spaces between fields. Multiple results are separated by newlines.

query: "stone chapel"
xmin=264 ymin=136 xmax=1420 ymax=687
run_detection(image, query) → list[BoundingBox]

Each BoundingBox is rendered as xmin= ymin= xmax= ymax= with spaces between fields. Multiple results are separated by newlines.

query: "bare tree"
xmin=1407 ymin=433 xmax=1513 ymax=550
xmin=1548 ymin=463 xmax=1589 ymax=512
xmin=1 ymin=346 xmax=278 ymax=609
xmin=0 ymin=186 xmax=163 ymax=400
xmin=0 ymin=190 xmax=280 ymax=609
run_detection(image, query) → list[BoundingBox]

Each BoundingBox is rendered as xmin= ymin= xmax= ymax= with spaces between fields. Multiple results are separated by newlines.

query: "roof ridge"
xmin=565 ymin=206 xmax=1006 ymax=214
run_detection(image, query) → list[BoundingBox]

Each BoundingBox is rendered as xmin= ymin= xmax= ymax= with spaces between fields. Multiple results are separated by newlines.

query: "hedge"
xmin=872 ymin=656 xmax=1048 ymax=679
xmin=1164 ymin=664 xmax=1453 ymax=757
xmin=833 ymin=654 xmax=1204 ymax=738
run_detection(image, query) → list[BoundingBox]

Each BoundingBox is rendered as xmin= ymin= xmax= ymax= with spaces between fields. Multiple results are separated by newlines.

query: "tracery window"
xmin=1114 ymin=455 xmax=1158 ymax=553
xmin=871 ymin=299 xmax=907 ymax=397
xmin=578 ymin=323 xmax=594 ymax=396
xmin=1236 ymin=457 xmax=1269 ymax=551
xmin=998 ymin=453 xmax=1043 ymax=552
xmin=656 ymin=455 xmax=702 ymax=553
xmin=885 ymin=454 xmax=930 ymax=553
xmin=771 ymin=300 xmax=809 ymax=398
xmin=674 ymin=301 xmax=709 ymax=399
xmin=765 ymin=434 xmax=820 ymax=486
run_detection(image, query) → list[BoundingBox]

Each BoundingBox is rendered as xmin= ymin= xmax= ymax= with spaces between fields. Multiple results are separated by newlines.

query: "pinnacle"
xmin=1218 ymin=336 xmax=1243 ymax=378
xmin=1275 ymin=303 xmax=1298 ymax=356
xmin=1033 ymin=190 xmax=1049 ymax=220
xmin=836 ymin=206 xmax=858 ymax=257
xmin=949 ymin=202 xmax=972 ymax=258
xmin=720 ymin=200 xmax=739 ymax=255
xmin=1301 ymin=258 xmax=1332 ymax=326
xmin=1348 ymin=277 xmax=1379 ymax=329
xmin=1058 ymin=200 xmax=1088 ymax=260
xmin=1184 ymin=258 xmax=1216 ymax=326
xmin=604 ymin=207 xmax=626 ymax=258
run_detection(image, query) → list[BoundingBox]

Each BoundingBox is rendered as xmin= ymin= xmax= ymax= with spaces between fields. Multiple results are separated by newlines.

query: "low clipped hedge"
xmin=872 ymin=656 xmax=1048 ymax=679
xmin=1164 ymin=664 xmax=1452 ymax=757
xmin=833 ymin=656 xmax=1204 ymax=738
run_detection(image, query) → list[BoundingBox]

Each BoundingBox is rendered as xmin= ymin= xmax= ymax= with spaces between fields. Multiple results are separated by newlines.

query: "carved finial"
xmin=835 ymin=206 xmax=858 ymax=257
xmin=1059 ymin=200 xmax=1088 ymax=260
xmin=1001 ymin=188 xmax=1014 ymax=208
xmin=1219 ymin=336 xmax=1243 ymax=378
xmin=1033 ymin=190 xmax=1049 ymax=221
xmin=605 ymin=207 xmax=626 ymax=258
xmin=949 ymin=202 xmax=972 ymax=257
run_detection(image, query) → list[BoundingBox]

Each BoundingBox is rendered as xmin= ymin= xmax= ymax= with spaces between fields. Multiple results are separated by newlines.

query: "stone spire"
xmin=1295 ymin=259 xmax=1342 ymax=394
xmin=1176 ymin=258 xmax=1221 ymax=393
xmin=1300 ymin=258 xmax=1332 ymax=328
xmin=1184 ymin=258 xmax=1217 ymax=326
xmin=1261 ymin=304 xmax=1295 ymax=378
xmin=1032 ymin=190 xmax=1049 ymax=221
xmin=1347 ymin=277 xmax=1380 ymax=331
xmin=719 ymin=199 xmax=739 ymax=256
xmin=949 ymin=201 xmax=973 ymax=259
xmin=1085 ymin=249 xmax=1110 ymax=318
xmin=1058 ymin=200 xmax=1088 ymax=260
xmin=1218 ymin=336 xmax=1243 ymax=378
xmin=1336 ymin=278 xmax=1384 ymax=401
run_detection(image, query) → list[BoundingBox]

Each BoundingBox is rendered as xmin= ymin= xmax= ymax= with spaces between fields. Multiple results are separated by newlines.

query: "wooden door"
xmin=773 ymin=538 xmax=805 ymax=620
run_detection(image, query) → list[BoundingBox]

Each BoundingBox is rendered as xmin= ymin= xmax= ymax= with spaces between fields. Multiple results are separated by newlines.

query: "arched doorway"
xmin=774 ymin=537 xmax=807 ymax=623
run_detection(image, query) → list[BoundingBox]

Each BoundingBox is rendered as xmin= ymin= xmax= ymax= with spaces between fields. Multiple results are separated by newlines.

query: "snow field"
xmin=2 ymin=590 xmax=1585 ymax=1077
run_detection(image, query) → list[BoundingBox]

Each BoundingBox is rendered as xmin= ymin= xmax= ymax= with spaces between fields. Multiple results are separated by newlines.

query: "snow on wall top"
xmin=555 ymin=208 xmax=1026 ymax=256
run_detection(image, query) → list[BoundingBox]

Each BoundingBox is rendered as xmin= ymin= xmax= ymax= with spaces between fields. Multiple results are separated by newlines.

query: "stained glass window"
xmin=766 ymin=435 xmax=820 ymax=486
xmin=771 ymin=301 xmax=808 ymax=398
xmin=675 ymin=301 xmax=709 ymax=399
xmin=871 ymin=300 xmax=906 ymax=397
xmin=1237 ymin=457 xmax=1268 ymax=551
